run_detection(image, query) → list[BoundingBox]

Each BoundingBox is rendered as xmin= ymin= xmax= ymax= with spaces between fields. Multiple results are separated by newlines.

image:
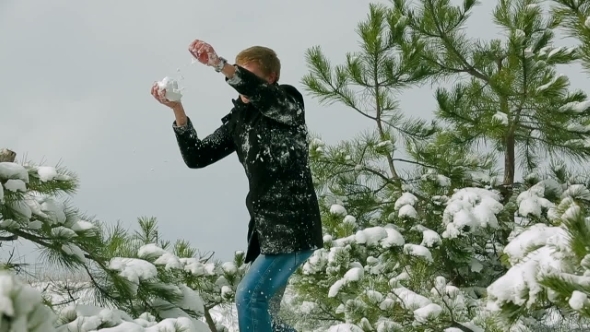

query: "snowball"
xmin=157 ymin=76 xmax=183 ymax=102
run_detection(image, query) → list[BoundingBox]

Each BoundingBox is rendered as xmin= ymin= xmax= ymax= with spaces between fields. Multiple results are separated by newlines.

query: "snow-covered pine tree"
xmin=484 ymin=165 xmax=590 ymax=331
xmin=481 ymin=2 xmax=590 ymax=330
xmin=302 ymin=3 xmax=437 ymax=189
xmin=390 ymin=0 xmax=590 ymax=195
xmin=284 ymin=1 xmax=590 ymax=331
xmin=285 ymin=4 xmax=502 ymax=332
xmin=93 ymin=216 xmax=246 ymax=332
xmin=0 ymin=153 xmax=243 ymax=331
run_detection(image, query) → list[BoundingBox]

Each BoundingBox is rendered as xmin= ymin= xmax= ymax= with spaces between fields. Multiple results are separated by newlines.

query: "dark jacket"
xmin=172 ymin=65 xmax=323 ymax=263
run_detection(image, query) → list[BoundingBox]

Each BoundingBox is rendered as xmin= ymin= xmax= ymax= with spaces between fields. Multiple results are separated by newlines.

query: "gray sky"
xmin=0 ymin=0 xmax=585 ymax=265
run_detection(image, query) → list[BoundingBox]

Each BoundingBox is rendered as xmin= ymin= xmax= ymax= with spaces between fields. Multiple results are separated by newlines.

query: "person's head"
xmin=235 ymin=46 xmax=281 ymax=103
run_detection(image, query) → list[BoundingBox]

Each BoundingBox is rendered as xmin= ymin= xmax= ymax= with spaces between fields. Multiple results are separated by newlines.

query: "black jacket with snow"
xmin=172 ymin=65 xmax=323 ymax=263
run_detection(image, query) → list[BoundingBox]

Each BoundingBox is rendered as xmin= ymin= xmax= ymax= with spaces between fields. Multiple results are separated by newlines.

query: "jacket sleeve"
xmin=172 ymin=117 xmax=235 ymax=168
xmin=225 ymin=65 xmax=303 ymax=126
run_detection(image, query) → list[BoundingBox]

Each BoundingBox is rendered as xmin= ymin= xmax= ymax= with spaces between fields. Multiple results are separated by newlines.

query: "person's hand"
xmin=151 ymin=82 xmax=181 ymax=109
xmin=188 ymin=40 xmax=221 ymax=67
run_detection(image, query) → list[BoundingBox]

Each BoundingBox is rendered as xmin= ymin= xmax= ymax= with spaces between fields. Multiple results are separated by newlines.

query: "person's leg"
xmin=270 ymin=285 xmax=298 ymax=332
xmin=235 ymin=250 xmax=313 ymax=332
xmin=268 ymin=285 xmax=285 ymax=324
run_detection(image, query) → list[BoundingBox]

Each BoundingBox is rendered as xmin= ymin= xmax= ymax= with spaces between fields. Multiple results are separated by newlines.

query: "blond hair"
xmin=235 ymin=46 xmax=281 ymax=82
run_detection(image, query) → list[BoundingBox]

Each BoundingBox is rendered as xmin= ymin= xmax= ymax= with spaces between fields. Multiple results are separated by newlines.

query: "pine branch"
xmin=392 ymin=157 xmax=434 ymax=169
xmin=423 ymin=0 xmax=489 ymax=82
xmin=0 ymin=234 xmax=18 ymax=241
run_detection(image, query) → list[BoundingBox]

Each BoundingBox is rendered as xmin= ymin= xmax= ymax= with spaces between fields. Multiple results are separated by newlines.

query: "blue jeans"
xmin=235 ymin=250 xmax=313 ymax=332
xmin=270 ymin=285 xmax=294 ymax=332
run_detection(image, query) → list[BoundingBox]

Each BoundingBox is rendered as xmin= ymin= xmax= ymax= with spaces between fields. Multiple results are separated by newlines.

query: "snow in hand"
xmin=157 ymin=76 xmax=182 ymax=102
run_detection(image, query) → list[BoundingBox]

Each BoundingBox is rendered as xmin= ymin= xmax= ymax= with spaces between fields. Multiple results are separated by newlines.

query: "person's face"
xmin=238 ymin=62 xmax=277 ymax=103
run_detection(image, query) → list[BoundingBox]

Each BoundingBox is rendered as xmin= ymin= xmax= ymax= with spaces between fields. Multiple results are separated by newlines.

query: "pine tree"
xmin=289 ymin=4 xmax=504 ymax=331
xmin=486 ymin=165 xmax=590 ymax=331
xmin=389 ymin=0 xmax=590 ymax=197
xmin=552 ymin=0 xmax=590 ymax=72
xmin=285 ymin=1 xmax=590 ymax=331
xmin=303 ymin=3 xmax=437 ymax=188
xmin=0 ymin=152 xmax=244 ymax=331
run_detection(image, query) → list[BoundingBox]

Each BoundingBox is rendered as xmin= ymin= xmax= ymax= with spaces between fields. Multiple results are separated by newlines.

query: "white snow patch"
xmin=157 ymin=76 xmax=183 ymax=102
xmin=37 ymin=166 xmax=58 ymax=182
xmin=330 ymin=204 xmax=347 ymax=216
xmin=3 ymin=179 xmax=26 ymax=192
xmin=0 ymin=162 xmax=29 ymax=183
xmin=403 ymin=244 xmax=433 ymax=262
xmin=442 ymin=188 xmax=503 ymax=238
xmin=492 ymin=112 xmax=508 ymax=124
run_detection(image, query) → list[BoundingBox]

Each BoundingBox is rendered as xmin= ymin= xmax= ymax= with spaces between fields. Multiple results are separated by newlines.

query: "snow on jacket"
xmin=172 ymin=65 xmax=323 ymax=263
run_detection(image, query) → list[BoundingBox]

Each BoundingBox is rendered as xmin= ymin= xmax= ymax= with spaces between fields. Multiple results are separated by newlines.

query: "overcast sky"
xmin=0 ymin=0 xmax=585 ymax=266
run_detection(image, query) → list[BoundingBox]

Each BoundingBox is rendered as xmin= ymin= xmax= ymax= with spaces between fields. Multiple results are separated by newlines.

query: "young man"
xmin=150 ymin=40 xmax=323 ymax=331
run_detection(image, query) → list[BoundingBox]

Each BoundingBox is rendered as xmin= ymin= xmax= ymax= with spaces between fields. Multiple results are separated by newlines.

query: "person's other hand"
xmin=151 ymin=82 xmax=181 ymax=109
xmin=188 ymin=40 xmax=221 ymax=67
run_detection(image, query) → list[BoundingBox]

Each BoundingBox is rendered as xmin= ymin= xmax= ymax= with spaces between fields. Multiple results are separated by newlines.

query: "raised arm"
xmin=172 ymin=116 xmax=235 ymax=169
xmin=187 ymin=40 xmax=304 ymax=127
xmin=150 ymin=82 xmax=235 ymax=169
xmin=223 ymin=65 xmax=303 ymax=126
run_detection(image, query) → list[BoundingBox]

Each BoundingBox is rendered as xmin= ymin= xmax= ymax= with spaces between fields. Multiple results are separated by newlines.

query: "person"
xmin=150 ymin=40 xmax=323 ymax=332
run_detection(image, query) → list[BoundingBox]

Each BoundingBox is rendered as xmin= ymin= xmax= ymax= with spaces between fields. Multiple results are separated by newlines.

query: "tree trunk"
xmin=502 ymin=133 xmax=516 ymax=202
xmin=373 ymin=68 xmax=399 ymax=182
xmin=204 ymin=308 xmax=218 ymax=332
